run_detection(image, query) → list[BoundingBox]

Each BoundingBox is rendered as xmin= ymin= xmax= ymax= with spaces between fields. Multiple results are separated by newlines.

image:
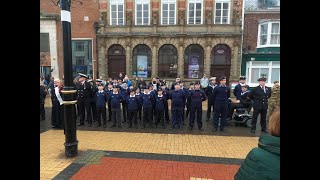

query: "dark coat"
xmin=234 ymin=135 xmax=280 ymax=180
xmin=247 ymin=86 xmax=271 ymax=110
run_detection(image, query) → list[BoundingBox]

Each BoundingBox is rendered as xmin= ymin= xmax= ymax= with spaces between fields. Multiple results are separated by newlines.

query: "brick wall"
xmin=40 ymin=0 xmax=99 ymax=79
xmin=243 ymin=12 xmax=280 ymax=52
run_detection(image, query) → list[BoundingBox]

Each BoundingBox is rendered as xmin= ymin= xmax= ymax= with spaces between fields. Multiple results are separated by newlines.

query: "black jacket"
xmin=248 ymin=86 xmax=271 ymax=110
xmin=40 ymin=86 xmax=47 ymax=104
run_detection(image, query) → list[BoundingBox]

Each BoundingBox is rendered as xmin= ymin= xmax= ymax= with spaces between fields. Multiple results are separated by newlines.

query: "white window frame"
xmin=257 ymin=21 xmax=280 ymax=48
xmin=214 ymin=0 xmax=231 ymax=24
xmin=187 ymin=0 xmax=203 ymax=25
xmin=135 ymin=0 xmax=150 ymax=25
xmin=110 ymin=0 xmax=125 ymax=26
xmin=161 ymin=0 xmax=177 ymax=25
xmin=246 ymin=61 xmax=280 ymax=87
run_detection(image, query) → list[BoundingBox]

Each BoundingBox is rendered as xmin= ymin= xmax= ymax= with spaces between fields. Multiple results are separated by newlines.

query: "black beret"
xmin=219 ymin=76 xmax=226 ymax=81
xmin=257 ymin=77 xmax=267 ymax=81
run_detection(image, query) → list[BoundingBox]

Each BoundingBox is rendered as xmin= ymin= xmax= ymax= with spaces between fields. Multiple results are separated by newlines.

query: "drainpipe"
xmin=240 ymin=0 xmax=245 ymax=76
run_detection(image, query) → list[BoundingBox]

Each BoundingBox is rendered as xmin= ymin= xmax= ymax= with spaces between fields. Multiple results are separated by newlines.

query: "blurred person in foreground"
xmin=234 ymin=108 xmax=280 ymax=180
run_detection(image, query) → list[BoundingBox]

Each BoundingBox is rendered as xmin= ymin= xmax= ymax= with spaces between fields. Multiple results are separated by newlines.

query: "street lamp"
xmin=60 ymin=0 xmax=78 ymax=157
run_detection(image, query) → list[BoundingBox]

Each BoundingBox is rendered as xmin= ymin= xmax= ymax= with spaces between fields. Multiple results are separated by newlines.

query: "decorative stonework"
xmin=205 ymin=39 xmax=212 ymax=47
xmin=179 ymin=10 xmax=185 ymax=25
xmin=152 ymin=11 xmax=158 ymax=25
xmin=101 ymin=11 xmax=107 ymax=22
xmin=126 ymin=11 xmax=133 ymax=25
xmin=206 ymin=10 xmax=212 ymax=24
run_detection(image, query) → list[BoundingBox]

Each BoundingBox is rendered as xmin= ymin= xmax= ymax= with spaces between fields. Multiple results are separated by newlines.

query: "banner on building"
xmin=188 ymin=56 xmax=200 ymax=78
xmin=40 ymin=52 xmax=51 ymax=66
xmin=137 ymin=55 xmax=148 ymax=78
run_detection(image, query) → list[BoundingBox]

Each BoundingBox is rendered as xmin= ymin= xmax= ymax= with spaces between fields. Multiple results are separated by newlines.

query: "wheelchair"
xmin=226 ymin=100 xmax=253 ymax=128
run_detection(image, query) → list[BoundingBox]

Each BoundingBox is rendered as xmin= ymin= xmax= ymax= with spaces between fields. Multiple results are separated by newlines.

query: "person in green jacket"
xmin=234 ymin=108 xmax=280 ymax=180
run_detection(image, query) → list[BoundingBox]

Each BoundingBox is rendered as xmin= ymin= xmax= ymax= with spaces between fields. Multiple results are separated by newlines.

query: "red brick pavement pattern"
xmin=71 ymin=157 xmax=239 ymax=180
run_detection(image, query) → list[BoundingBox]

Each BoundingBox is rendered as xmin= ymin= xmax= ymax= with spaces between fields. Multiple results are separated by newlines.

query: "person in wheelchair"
xmin=227 ymin=84 xmax=251 ymax=121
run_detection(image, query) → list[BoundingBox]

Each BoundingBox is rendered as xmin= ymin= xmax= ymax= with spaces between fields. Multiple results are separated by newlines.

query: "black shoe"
xmin=122 ymin=120 xmax=126 ymax=123
xmin=162 ymin=125 xmax=166 ymax=129
xmin=95 ymin=124 xmax=101 ymax=128
xmin=262 ymin=129 xmax=269 ymax=133
xmin=135 ymin=124 xmax=138 ymax=129
xmin=77 ymin=123 xmax=84 ymax=126
xmin=188 ymin=127 xmax=193 ymax=131
xmin=220 ymin=129 xmax=228 ymax=133
xmin=166 ymin=121 xmax=170 ymax=124
xmin=251 ymin=129 xmax=255 ymax=133
xmin=212 ymin=128 xmax=218 ymax=132
xmin=118 ymin=125 xmax=122 ymax=129
xmin=183 ymin=123 xmax=186 ymax=126
xmin=198 ymin=128 xmax=204 ymax=131
xmin=88 ymin=123 xmax=92 ymax=127
xmin=141 ymin=125 xmax=146 ymax=129
xmin=206 ymin=119 xmax=209 ymax=122
xmin=170 ymin=127 xmax=174 ymax=130
xmin=103 ymin=124 xmax=107 ymax=128
xmin=41 ymin=117 xmax=45 ymax=121
xmin=110 ymin=125 xmax=116 ymax=128
xmin=107 ymin=119 xmax=111 ymax=122
xmin=179 ymin=126 xmax=183 ymax=130
xmin=127 ymin=125 xmax=132 ymax=129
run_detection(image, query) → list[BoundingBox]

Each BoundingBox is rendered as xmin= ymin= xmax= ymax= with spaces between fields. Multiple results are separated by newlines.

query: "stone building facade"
xmin=96 ymin=0 xmax=243 ymax=84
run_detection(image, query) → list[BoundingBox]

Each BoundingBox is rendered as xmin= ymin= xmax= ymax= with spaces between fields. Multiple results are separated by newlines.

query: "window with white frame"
xmin=161 ymin=0 xmax=176 ymax=25
xmin=258 ymin=21 xmax=280 ymax=47
xmin=187 ymin=0 xmax=203 ymax=25
xmin=110 ymin=0 xmax=125 ymax=26
xmin=214 ymin=0 xmax=230 ymax=24
xmin=246 ymin=61 xmax=280 ymax=86
xmin=135 ymin=0 xmax=150 ymax=25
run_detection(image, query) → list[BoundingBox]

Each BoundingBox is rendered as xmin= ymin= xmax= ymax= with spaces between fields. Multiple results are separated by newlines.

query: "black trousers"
xmin=122 ymin=103 xmax=128 ymax=122
xmin=154 ymin=110 xmax=165 ymax=126
xmin=97 ymin=106 xmax=106 ymax=125
xmin=207 ymin=99 xmax=214 ymax=119
xmin=108 ymin=103 xmax=112 ymax=121
xmin=90 ymin=100 xmax=97 ymax=122
xmin=186 ymin=103 xmax=191 ymax=118
xmin=213 ymin=103 xmax=227 ymax=130
xmin=128 ymin=110 xmax=138 ymax=125
xmin=172 ymin=109 xmax=183 ymax=128
xmin=189 ymin=105 xmax=203 ymax=129
xmin=112 ymin=108 xmax=121 ymax=126
xmin=164 ymin=104 xmax=169 ymax=122
xmin=252 ymin=108 xmax=267 ymax=131
xmin=84 ymin=100 xmax=93 ymax=124
xmin=137 ymin=106 xmax=142 ymax=122
xmin=40 ymin=103 xmax=45 ymax=119
xmin=143 ymin=107 xmax=153 ymax=126
xmin=77 ymin=99 xmax=86 ymax=124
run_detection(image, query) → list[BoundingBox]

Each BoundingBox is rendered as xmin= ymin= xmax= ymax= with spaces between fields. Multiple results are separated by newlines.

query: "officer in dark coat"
xmin=40 ymin=85 xmax=47 ymax=120
xmin=180 ymin=81 xmax=188 ymax=126
xmin=248 ymin=77 xmax=271 ymax=133
xmin=75 ymin=73 xmax=92 ymax=126
xmin=168 ymin=82 xmax=186 ymax=129
xmin=160 ymin=83 xmax=170 ymax=124
xmin=233 ymin=76 xmax=247 ymax=100
xmin=106 ymin=83 xmax=113 ymax=121
xmin=205 ymin=77 xmax=217 ymax=122
xmin=185 ymin=82 xmax=194 ymax=119
xmin=212 ymin=76 xmax=230 ymax=132
xmin=88 ymin=79 xmax=98 ymax=124
xmin=188 ymin=81 xmax=207 ymax=131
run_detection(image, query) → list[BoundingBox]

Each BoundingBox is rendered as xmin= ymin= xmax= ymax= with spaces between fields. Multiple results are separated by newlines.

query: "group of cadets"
xmin=71 ymin=73 xmax=277 ymax=133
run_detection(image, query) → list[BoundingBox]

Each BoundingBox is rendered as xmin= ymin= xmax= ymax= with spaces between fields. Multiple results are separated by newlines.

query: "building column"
xmin=126 ymin=46 xmax=131 ymax=76
xmin=231 ymin=45 xmax=239 ymax=81
xmin=98 ymin=41 xmax=106 ymax=79
xmin=205 ymin=45 xmax=211 ymax=76
xmin=178 ymin=45 xmax=184 ymax=79
xmin=152 ymin=45 xmax=157 ymax=78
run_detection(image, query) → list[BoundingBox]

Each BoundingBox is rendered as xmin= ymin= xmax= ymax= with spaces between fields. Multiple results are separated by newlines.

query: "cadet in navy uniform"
xmin=227 ymin=84 xmax=251 ymax=120
xmin=106 ymin=83 xmax=113 ymax=121
xmin=212 ymin=76 xmax=230 ymax=132
xmin=142 ymin=85 xmax=155 ymax=129
xmin=188 ymin=82 xmax=207 ymax=131
xmin=75 ymin=73 xmax=92 ymax=126
xmin=233 ymin=76 xmax=247 ymax=100
xmin=205 ymin=77 xmax=217 ymax=122
xmin=127 ymin=89 xmax=140 ymax=129
xmin=95 ymin=84 xmax=108 ymax=128
xmin=248 ymin=77 xmax=271 ymax=133
xmin=160 ymin=83 xmax=170 ymax=124
xmin=109 ymin=85 xmax=124 ymax=128
xmin=135 ymin=88 xmax=143 ymax=123
xmin=154 ymin=88 xmax=167 ymax=129
xmin=121 ymin=82 xmax=130 ymax=123
xmin=185 ymin=82 xmax=194 ymax=119
xmin=169 ymin=82 xmax=186 ymax=129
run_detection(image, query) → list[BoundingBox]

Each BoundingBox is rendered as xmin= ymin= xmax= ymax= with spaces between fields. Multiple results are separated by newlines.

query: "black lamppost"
xmin=60 ymin=0 xmax=78 ymax=157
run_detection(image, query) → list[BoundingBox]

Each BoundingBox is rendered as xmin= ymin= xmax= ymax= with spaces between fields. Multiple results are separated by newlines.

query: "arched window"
xmin=158 ymin=44 xmax=178 ymax=78
xmin=108 ymin=44 xmax=126 ymax=78
xmin=132 ymin=44 xmax=152 ymax=78
xmin=184 ymin=44 xmax=204 ymax=79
